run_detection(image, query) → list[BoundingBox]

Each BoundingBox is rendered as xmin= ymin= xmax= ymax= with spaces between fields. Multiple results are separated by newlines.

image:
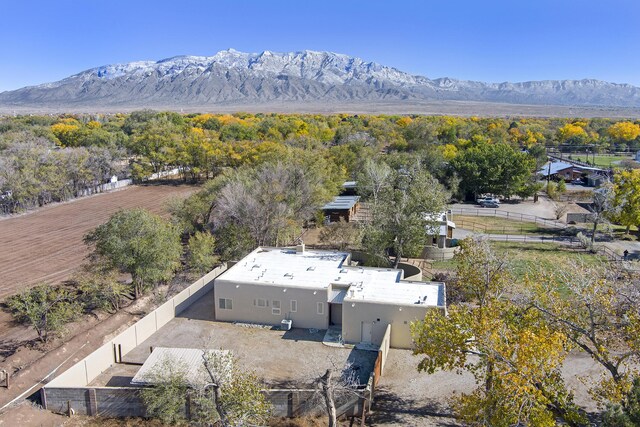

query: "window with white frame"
xmin=290 ymin=300 xmax=297 ymax=312
xmin=254 ymin=298 xmax=268 ymax=308
xmin=317 ymin=302 xmax=324 ymax=315
xmin=219 ymin=298 xmax=233 ymax=310
xmin=272 ymin=300 xmax=281 ymax=315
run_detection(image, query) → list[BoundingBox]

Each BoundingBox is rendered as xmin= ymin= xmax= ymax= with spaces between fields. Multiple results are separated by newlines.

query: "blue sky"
xmin=0 ymin=0 xmax=638 ymax=92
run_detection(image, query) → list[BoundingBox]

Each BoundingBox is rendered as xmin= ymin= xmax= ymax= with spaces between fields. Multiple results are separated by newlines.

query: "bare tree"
xmin=356 ymin=158 xmax=392 ymax=209
xmin=588 ymin=183 xmax=616 ymax=245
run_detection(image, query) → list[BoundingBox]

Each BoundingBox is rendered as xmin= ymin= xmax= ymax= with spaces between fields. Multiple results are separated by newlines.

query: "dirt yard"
xmin=91 ymin=289 xmax=378 ymax=389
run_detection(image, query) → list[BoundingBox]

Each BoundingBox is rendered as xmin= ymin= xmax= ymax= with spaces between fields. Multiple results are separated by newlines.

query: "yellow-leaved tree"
xmin=608 ymin=121 xmax=640 ymax=142
xmin=411 ymin=238 xmax=586 ymax=426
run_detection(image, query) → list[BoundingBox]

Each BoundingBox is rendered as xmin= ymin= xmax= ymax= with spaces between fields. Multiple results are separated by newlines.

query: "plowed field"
xmin=0 ymin=184 xmax=197 ymax=300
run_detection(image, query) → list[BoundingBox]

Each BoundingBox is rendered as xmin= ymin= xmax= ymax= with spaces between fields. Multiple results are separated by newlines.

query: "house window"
xmin=272 ymin=300 xmax=281 ymax=315
xmin=317 ymin=302 xmax=324 ymax=315
xmin=290 ymin=300 xmax=297 ymax=313
xmin=219 ymin=298 xmax=232 ymax=310
xmin=254 ymin=298 xmax=268 ymax=308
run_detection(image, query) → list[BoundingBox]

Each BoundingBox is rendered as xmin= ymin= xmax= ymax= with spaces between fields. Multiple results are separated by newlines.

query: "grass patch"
xmin=430 ymin=241 xmax=604 ymax=280
xmin=454 ymin=215 xmax=561 ymax=236
xmin=570 ymin=154 xmax=635 ymax=168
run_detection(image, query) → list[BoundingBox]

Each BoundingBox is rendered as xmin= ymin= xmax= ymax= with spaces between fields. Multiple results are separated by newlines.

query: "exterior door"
xmin=361 ymin=322 xmax=373 ymax=344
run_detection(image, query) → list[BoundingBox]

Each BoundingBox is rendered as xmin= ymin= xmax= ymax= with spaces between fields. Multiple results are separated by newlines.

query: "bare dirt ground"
xmin=0 ymin=183 xmax=197 ymax=299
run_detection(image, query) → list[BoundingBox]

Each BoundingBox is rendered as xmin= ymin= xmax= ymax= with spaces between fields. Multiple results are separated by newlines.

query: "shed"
xmin=322 ymin=195 xmax=360 ymax=223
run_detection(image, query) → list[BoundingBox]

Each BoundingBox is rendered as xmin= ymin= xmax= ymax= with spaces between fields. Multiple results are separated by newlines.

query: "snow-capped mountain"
xmin=1 ymin=49 xmax=639 ymax=109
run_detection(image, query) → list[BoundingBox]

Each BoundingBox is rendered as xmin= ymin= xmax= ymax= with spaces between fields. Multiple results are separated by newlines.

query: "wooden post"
xmin=1 ymin=370 xmax=9 ymax=389
xmin=118 ymin=344 xmax=122 ymax=363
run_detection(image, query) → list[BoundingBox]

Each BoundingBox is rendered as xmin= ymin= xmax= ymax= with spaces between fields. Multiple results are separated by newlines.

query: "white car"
xmin=476 ymin=196 xmax=500 ymax=206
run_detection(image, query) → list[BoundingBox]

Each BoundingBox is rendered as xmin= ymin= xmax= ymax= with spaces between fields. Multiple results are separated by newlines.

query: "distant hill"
xmin=1 ymin=49 xmax=640 ymax=112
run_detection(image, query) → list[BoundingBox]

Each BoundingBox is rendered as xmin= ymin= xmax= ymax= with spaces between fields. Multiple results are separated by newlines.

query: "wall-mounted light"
xmin=313 ymin=291 xmax=317 ymax=295
xmin=351 ymin=303 xmax=355 ymax=307
xmin=235 ymin=285 xmax=240 ymax=288
xmin=283 ymin=289 xmax=287 ymax=293
xmin=398 ymin=307 xmax=402 ymax=311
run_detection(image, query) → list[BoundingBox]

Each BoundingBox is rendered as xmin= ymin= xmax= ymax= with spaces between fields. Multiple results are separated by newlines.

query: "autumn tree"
xmin=608 ymin=122 xmax=640 ymax=143
xmin=84 ymin=209 xmax=182 ymax=298
xmin=525 ymin=260 xmax=640 ymax=405
xmin=612 ymin=169 xmax=640 ymax=234
xmin=412 ymin=238 xmax=585 ymax=426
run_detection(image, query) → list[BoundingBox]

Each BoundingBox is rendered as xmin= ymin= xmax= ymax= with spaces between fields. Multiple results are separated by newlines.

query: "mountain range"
xmin=1 ymin=49 xmax=639 ymax=112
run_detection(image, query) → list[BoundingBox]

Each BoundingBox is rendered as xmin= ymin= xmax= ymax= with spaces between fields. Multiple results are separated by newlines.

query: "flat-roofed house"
xmin=213 ymin=245 xmax=446 ymax=349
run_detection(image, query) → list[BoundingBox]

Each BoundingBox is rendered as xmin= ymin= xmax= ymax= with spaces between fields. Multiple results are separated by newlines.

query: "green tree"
xmin=6 ymin=284 xmax=81 ymax=343
xmin=73 ymin=264 xmax=129 ymax=314
xmin=603 ymin=378 xmax=640 ymax=427
xmin=363 ymin=166 xmax=448 ymax=268
xmin=84 ymin=209 xmax=182 ymax=298
xmin=411 ymin=238 xmax=585 ymax=426
xmin=187 ymin=231 xmax=219 ymax=276
xmin=140 ymin=350 xmax=271 ymax=426
xmin=451 ymin=143 xmax=536 ymax=199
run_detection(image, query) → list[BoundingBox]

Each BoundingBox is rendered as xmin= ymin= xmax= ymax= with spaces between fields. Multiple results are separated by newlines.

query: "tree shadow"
xmin=368 ymin=388 xmax=461 ymax=426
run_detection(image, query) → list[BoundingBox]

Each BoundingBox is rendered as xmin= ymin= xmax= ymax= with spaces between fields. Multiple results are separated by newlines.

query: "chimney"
xmin=296 ymin=241 xmax=305 ymax=253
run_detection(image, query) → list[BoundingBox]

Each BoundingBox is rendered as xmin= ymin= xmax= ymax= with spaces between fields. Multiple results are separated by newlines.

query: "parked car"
xmin=479 ymin=200 xmax=500 ymax=208
xmin=477 ymin=196 xmax=500 ymax=206
xmin=571 ymin=179 xmax=584 ymax=185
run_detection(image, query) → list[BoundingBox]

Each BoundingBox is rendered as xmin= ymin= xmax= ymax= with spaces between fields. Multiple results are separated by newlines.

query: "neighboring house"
xmin=213 ymin=245 xmax=446 ymax=349
xmin=322 ymin=195 xmax=360 ymax=223
xmin=538 ymin=160 xmax=605 ymax=182
xmin=426 ymin=211 xmax=456 ymax=248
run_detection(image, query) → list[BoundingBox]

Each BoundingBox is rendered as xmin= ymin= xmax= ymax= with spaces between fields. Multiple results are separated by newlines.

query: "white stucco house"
xmin=213 ymin=245 xmax=446 ymax=349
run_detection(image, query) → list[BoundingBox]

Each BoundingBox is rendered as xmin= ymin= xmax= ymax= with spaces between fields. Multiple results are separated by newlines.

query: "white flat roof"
xmin=216 ymin=247 xmax=445 ymax=307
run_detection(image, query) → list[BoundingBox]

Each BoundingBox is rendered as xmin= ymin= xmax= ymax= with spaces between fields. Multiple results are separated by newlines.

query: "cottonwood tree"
xmin=612 ymin=169 xmax=640 ymax=235
xmin=411 ymin=238 xmax=586 ymax=426
xmin=213 ymin=159 xmax=339 ymax=249
xmin=84 ymin=209 xmax=182 ymax=299
xmin=450 ymin=142 xmax=536 ymax=199
xmin=6 ymin=284 xmax=81 ymax=343
xmin=524 ymin=260 xmax=640 ymax=405
xmin=362 ymin=165 xmax=448 ymax=268
xmin=356 ymin=158 xmax=392 ymax=209
xmin=588 ymin=183 xmax=616 ymax=245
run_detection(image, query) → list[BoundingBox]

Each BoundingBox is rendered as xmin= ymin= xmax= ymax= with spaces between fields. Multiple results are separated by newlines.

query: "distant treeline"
xmin=1 ymin=112 xmax=639 ymax=213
